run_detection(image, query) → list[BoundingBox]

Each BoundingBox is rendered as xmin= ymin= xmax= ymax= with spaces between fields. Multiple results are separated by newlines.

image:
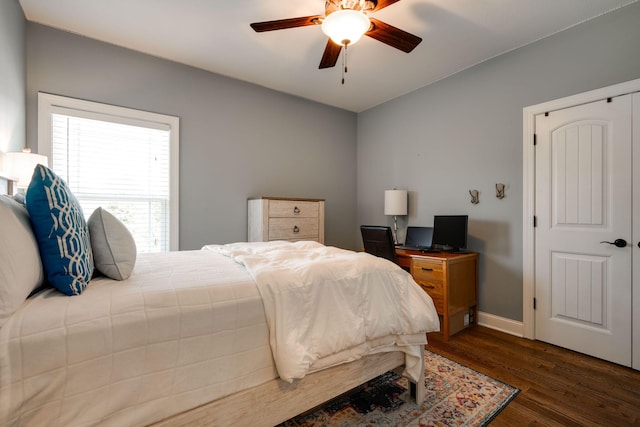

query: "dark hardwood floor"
xmin=425 ymin=325 xmax=640 ymax=426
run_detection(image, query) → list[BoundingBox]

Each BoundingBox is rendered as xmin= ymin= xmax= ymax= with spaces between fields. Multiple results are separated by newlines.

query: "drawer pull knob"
xmin=424 ymin=285 xmax=435 ymax=289
xmin=293 ymin=225 xmax=300 ymax=233
xmin=421 ymin=267 xmax=433 ymax=271
xmin=293 ymin=206 xmax=301 ymax=214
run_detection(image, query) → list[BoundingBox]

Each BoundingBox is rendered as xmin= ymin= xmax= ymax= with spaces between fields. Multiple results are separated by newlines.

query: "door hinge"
xmin=533 ymin=133 xmax=537 ymax=145
xmin=533 ymin=216 xmax=537 ymax=227
xmin=533 ymin=298 xmax=537 ymax=310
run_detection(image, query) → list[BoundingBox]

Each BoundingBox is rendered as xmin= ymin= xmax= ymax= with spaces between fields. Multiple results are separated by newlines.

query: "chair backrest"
xmin=360 ymin=225 xmax=397 ymax=263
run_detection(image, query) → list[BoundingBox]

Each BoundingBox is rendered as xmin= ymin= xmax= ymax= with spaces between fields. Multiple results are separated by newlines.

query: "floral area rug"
xmin=279 ymin=350 xmax=519 ymax=427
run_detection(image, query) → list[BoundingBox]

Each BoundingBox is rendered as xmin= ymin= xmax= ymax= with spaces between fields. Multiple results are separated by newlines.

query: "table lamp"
xmin=384 ymin=189 xmax=407 ymax=244
xmin=4 ymin=148 xmax=48 ymax=193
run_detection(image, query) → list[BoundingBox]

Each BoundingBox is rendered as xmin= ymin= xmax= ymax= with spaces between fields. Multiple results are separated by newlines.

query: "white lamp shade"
xmin=5 ymin=150 xmax=49 ymax=189
xmin=384 ymin=190 xmax=407 ymax=216
xmin=321 ymin=9 xmax=370 ymax=46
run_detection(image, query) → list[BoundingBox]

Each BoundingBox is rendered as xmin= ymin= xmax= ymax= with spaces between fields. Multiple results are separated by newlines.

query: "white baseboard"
xmin=477 ymin=311 xmax=524 ymax=337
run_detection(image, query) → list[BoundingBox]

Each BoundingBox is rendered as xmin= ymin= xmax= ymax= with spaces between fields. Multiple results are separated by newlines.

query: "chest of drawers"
xmin=248 ymin=197 xmax=325 ymax=243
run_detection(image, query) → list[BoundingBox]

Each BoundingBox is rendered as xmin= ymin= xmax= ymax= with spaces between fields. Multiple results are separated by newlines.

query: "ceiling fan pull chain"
xmin=342 ymin=43 xmax=348 ymax=84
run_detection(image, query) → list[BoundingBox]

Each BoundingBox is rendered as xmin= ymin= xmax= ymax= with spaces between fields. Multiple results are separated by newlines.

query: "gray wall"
xmin=0 ymin=0 xmax=25 ymax=154
xmin=357 ymin=2 xmax=640 ymax=322
xmin=20 ymin=2 xmax=640 ymax=322
xmin=25 ymin=24 xmax=358 ymax=251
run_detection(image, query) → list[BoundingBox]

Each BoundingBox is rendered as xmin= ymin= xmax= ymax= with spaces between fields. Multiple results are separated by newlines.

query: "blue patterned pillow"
xmin=26 ymin=165 xmax=94 ymax=296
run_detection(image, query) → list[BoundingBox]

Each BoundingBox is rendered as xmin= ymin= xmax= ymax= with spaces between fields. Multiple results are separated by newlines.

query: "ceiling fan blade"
xmin=373 ymin=0 xmax=401 ymax=11
xmin=319 ymin=40 xmax=342 ymax=69
xmin=366 ymin=18 xmax=422 ymax=53
xmin=250 ymin=15 xmax=322 ymax=32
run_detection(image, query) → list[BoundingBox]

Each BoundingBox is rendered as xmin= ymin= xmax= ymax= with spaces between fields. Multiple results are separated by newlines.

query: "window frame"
xmin=37 ymin=92 xmax=180 ymax=251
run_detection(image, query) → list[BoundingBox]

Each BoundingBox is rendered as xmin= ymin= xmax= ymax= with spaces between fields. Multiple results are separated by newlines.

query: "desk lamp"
xmin=384 ymin=189 xmax=407 ymax=245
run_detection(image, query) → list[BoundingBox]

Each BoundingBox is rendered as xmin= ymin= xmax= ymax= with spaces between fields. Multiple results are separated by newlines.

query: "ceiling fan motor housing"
xmin=326 ymin=0 xmax=377 ymax=13
xmin=250 ymin=0 xmax=421 ymax=69
xmin=322 ymin=9 xmax=371 ymax=46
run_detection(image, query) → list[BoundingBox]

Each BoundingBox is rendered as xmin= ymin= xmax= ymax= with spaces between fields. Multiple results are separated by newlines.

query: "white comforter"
xmin=0 ymin=251 xmax=276 ymax=427
xmin=204 ymin=241 xmax=440 ymax=383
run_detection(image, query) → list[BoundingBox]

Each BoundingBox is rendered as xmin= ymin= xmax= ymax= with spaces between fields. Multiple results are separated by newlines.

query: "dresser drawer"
xmin=268 ymin=217 xmax=319 ymax=241
xmin=411 ymin=259 xmax=444 ymax=312
xmin=411 ymin=259 xmax=444 ymax=282
xmin=415 ymin=276 xmax=444 ymax=313
xmin=420 ymin=284 xmax=444 ymax=313
xmin=268 ymin=200 xmax=319 ymax=218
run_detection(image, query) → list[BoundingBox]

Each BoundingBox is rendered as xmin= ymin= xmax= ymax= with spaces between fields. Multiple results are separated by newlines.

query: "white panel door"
xmin=535 ymin=95 xmax=633 ymax=366
xmin=633 ymin=92 xmax=640 ymax=370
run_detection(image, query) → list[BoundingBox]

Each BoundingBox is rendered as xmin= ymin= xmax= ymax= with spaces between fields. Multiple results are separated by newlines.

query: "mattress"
xmin=0 ymin=250 xmax=276 ymax=427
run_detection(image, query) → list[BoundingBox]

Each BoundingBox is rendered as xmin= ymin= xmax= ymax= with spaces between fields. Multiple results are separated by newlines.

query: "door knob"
xmin=600 ymin=238 xmax=627 ymax=248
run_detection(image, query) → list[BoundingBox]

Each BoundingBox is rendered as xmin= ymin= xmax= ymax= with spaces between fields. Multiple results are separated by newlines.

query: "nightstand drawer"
xmin=268 ymin=218 xmax=319 ymax=240
xmin=268 ymin=200 xmax=319 ymax=218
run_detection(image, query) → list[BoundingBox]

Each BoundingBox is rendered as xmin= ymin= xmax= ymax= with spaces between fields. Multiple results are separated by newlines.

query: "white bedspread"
xmin=0 ymin=250 xmax=276 ymax=427
xmin=1 ymin=243 xmax=439 ymax=426
xmin=204 ymin=241 xmax=440 ymax=383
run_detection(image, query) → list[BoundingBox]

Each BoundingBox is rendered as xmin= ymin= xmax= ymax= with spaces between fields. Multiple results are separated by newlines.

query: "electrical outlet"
xmin=463 ymin=313 xmax=470 ymax=326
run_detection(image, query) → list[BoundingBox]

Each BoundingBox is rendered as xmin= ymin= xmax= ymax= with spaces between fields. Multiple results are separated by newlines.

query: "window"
xmin=38 ymin=93 xmax=179 ymax=252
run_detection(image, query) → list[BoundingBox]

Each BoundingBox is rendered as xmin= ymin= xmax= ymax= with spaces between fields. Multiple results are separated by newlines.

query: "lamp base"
xmin=392 ymin=215 xmax=399 ymax=245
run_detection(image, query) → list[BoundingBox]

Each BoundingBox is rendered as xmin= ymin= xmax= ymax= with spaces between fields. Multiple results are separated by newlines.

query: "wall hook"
xmin=469 ymin=189 xmax=479 ymax=205
xmin=496 ymin=183 xmax=505 ymax=199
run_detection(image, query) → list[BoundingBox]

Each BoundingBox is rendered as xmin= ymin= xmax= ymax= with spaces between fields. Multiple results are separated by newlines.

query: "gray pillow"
xmin=88 ymin=207 xmax=137 ymax=280
xmin=0 ymin=195 xmax=45 ymax=327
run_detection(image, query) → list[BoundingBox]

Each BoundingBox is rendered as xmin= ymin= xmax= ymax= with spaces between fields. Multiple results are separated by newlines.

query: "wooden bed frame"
xmin=153 ymin=349 xmax=426 ymax=427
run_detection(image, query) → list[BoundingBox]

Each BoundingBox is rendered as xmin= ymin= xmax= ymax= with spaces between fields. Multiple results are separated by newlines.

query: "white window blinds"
xmin=38 ymin=93 xmax=179 ymax=252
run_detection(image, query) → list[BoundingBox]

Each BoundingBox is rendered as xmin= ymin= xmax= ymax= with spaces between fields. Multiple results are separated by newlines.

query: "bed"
xmin=0 ymin=173 xmax=440 ymax=427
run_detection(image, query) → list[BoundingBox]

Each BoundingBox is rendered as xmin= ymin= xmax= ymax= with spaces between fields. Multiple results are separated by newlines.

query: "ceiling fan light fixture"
xmin=321 ymin=9 xmax=370 ymax=46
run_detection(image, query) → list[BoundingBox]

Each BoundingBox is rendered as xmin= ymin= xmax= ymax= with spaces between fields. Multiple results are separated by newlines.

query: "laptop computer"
xmin=396 ymin=226 xmax=434 ymax=250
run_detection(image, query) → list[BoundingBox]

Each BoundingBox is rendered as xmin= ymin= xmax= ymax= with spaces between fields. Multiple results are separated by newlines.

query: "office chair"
xmin=360 ymin=225 xmax=397 ymax=264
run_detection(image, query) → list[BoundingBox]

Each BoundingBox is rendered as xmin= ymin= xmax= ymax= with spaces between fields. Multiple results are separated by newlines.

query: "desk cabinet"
xmin=248 ymin=197 xmax=325 ymax=243
xmin=397 ymin=250 xmax=478 ymax=340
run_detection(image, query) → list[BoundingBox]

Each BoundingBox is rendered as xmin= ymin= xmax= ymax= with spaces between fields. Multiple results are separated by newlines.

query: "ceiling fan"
xmin=250 ymin=0 xmax=422 ymax=70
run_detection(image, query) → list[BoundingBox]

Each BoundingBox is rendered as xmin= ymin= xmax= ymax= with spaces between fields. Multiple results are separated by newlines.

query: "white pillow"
xmin=88 ymin=207 xmax=137 ymax=280
xmin=0 ymin=195 xmax=45 ymax=327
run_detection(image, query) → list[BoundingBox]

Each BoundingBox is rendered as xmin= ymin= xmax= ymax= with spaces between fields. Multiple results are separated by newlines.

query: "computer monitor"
xmin=404 ymin=226 xmax=433 ymax=248
xmin=432 ymin=215 xmax=468 ymax=252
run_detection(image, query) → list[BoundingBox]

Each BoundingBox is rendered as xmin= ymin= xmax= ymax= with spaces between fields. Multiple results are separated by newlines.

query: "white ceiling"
xmin=19 ymin=0 xmax=637 ymax=112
